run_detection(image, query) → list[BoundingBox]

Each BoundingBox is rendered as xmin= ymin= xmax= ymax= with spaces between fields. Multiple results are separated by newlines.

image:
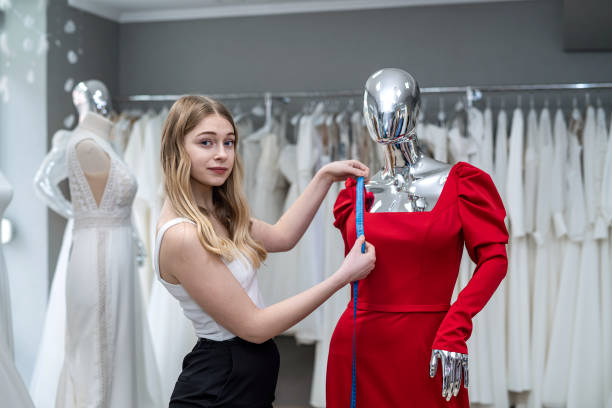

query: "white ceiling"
xmin=68 ymin=0 xmax=531 ymax=23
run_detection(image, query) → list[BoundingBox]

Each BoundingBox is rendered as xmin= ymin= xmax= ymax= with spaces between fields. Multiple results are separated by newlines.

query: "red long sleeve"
xmin=431 ymin=163 xmax=509 ymax=353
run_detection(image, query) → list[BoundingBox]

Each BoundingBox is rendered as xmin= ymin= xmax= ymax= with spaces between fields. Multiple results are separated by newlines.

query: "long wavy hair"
xmin=160 ymin=95 xmax=267 ymax=268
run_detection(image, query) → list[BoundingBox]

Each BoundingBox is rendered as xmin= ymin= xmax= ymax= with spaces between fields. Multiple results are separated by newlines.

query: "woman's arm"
xmin=160 ymin=222 xmax=375 ymax=344
xmin=251 ymin=160 xmax=368 ymax=252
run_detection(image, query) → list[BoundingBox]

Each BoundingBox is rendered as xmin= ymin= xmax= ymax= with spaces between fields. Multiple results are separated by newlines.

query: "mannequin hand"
xmin=429 ymin=349 xmax=469 ymax=401
xmin=319 ymin=160 xmax=369 ymax=182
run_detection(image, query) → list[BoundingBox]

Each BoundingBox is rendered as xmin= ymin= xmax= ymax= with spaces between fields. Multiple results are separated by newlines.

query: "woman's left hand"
xmin=319 ymin=160 xmax=369 ymax=182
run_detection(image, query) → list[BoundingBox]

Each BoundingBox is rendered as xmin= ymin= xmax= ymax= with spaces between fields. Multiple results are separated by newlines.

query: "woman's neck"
xmin=191 ymin=180 xmax=214 ymax=211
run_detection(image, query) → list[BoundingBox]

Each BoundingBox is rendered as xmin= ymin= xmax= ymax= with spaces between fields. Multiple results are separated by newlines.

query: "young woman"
xmin=156 ymin=95 xmax=376 ymax=407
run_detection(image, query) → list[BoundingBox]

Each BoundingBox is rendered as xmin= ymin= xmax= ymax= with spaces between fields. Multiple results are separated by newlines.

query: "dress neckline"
xmin=366 ymin=162 xmax=460 ymax=216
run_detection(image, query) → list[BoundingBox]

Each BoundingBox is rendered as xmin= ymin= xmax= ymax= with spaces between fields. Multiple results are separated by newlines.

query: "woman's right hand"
xmin=335 ymin=235 xmax=376 ymax=286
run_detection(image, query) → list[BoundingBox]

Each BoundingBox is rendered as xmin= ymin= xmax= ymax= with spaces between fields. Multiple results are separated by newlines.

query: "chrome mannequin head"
xmin=72 ymin=79 xmax=112 ymax=121
xmin=363 ymin=68 xmax=421 ymax=145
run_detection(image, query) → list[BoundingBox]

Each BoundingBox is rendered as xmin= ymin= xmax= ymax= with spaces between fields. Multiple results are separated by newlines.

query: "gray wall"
xmin=0 ymin=0 xmax=48 ymax=382
xmin=118 ymin=0 xmax=612 ymax=98
xmin=46 ymin=0 xmax=118 ymax=285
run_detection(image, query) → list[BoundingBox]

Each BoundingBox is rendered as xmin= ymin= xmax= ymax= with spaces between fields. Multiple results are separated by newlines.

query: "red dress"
xmin=326 ymin=162 xmax=509 ymax=407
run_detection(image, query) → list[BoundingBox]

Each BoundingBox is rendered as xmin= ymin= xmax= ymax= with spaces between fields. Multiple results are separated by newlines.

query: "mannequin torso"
xmin=367 ymin=152 xmax=451 ymax=213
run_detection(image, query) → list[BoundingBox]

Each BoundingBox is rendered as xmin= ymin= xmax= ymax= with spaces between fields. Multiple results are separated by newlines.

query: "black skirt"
xmin=169 ymin=336 xmax=280 ymax=408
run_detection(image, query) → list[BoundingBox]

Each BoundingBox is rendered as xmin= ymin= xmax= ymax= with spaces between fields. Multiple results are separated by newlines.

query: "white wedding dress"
xmin=30 ymin=129 xmax=74 ymax=408
xmin=55 ymin=115 xmax=162 ymax=408
xmin=541 ymin=109 xmax=587 ymax=406
xmin=506 ymin=108 xmax=532 ymax=394
xmin=0 ymin=171 xmax=35 ymax=408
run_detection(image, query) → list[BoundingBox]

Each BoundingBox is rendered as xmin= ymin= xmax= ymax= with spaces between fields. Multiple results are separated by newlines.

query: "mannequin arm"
xmin=33 ymin=143 xmax=73 ymax=219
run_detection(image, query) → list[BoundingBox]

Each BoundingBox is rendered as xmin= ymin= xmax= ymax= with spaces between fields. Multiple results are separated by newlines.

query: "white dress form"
xmin=55 ymin=113 xmax=162 ymax=408
xmin=0 ymin=171 xmax=35 ymax=408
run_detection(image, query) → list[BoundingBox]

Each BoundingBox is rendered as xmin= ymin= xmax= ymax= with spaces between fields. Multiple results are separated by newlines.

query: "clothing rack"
xmin=116 ymin=82 xmax=612 ymax=103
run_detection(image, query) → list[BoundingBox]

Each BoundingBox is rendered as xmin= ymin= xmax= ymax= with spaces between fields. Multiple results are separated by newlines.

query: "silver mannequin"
xmin=34 ymin=79 xmax=145 ymax=266
xmin=362 ymin=68 xmax=468 ymax=400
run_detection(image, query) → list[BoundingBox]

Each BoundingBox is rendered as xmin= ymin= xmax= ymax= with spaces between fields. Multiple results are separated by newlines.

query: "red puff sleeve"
xmin=431 ymin=162 xmax=509 ymax=354
xmin=333 ymin=178 xmax=374 ymax=254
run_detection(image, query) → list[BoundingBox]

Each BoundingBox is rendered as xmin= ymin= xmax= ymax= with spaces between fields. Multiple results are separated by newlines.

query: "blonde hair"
xmin=160 ymin=95 xmax=267 ymax=268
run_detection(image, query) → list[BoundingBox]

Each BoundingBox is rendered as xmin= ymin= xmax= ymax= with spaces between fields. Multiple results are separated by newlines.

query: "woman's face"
xmin=184 ymin=114 xmax=236 ymax=188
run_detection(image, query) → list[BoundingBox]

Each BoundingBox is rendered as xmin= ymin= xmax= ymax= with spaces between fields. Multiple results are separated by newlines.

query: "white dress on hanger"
xmin=459 ymin=107 xmax=494 ymax=406
xmin=600 ymin=229 xmax=612 ymax=406
xmin=583 ymin=106 xmax=609 ymax=238
xmin=465 ymin=106 xmax=509 ymax=408
xmin=566 ymin=105 xmax=605 ymax=408
xmin=251 ymin=120 xmax=290 ymax=320
xmin=292 ymin=107 xmax=326 ymax=344
xmin=144 ymin=110 xmax=196 ymax=406
xmin=494 ymin=110 xmax=509 ymax=206
xmin=55 ymin=117 xmax=162 ymax=408
xmin=601 ymin=115 xmax=612 ymax=402
xmin=527 ymin=107 xmax=554 ymax=408
xmin=523 ymin=108 xmax=539 ymax=235
xmin=123 ymin=115 xmax=152 ymax=299
xmin=480 ymin=107 xmax=494 ymax=174
xmin=550 ymin=109 xmax=569 ymax=237
xmin=505 ymin=107 xmax=531 ymax=393
xmin=0 ymin=172 xmax=14 ymax=358
xmin=547 ymin=109 xmax=569 ymax=324
xmin=542 ymin=110 xmax=586 ymax=406
xmin=483 ymin=104 xmax=509 ymax=408
xmin=0 ymin=343 xmax=35 ymax=408
xmin=309 ymin=181 xmax=346 ymax=408
xmin=0 ymin=172 xmax=35 ymax=408
xmin=603 ymin=115 xmax=612 ymax=225
xmin=263 ymin=144 xmax=300 ymax=308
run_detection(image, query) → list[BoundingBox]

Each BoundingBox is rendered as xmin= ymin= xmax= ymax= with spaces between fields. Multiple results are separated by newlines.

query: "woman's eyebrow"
xmin=196 ymin=131 xmax=235 ymax=137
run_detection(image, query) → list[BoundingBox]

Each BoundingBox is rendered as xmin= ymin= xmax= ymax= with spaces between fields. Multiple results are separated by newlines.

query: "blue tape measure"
xmin=351 ymin=176 xmax=365 ymax=408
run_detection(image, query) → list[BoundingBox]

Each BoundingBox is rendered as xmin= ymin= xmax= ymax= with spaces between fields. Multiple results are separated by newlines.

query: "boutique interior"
xmin=1 ymin=0 xmax=612 ymax=407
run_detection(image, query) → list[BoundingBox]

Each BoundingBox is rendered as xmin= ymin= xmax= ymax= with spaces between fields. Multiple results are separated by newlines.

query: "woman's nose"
xmin=214 ymin=145 xmax=228 ymax=160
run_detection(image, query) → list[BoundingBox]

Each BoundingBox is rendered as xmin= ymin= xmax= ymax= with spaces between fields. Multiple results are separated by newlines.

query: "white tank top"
xmin=154 ymin=218 xmax=265 ymax=341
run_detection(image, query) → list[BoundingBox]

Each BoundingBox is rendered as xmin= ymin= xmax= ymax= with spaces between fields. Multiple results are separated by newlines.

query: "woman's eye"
xmin=201 ymin=140 xmax=212 ymax=146
xmin=225 ymin=140 xmax=235 ymax=147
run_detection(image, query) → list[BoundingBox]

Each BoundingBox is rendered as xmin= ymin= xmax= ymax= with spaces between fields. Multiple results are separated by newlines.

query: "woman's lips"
xmin=208 ymin=167 xmax=228 ymax=174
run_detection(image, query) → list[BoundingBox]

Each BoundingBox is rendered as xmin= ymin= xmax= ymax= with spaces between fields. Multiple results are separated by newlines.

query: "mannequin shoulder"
xmin=74 ymin=138 xmax=111 ymax=173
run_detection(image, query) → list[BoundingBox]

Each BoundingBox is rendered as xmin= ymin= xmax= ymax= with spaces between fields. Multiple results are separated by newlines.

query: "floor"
xmin=273 ymin=335 xmax=316 ymax=408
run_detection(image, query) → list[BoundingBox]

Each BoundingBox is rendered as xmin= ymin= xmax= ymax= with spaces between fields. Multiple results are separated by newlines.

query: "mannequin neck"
xmin=380 ymin=133 xmax=423 ymax=179
xmin=78 ymin=112 xmax=113 ymax=141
